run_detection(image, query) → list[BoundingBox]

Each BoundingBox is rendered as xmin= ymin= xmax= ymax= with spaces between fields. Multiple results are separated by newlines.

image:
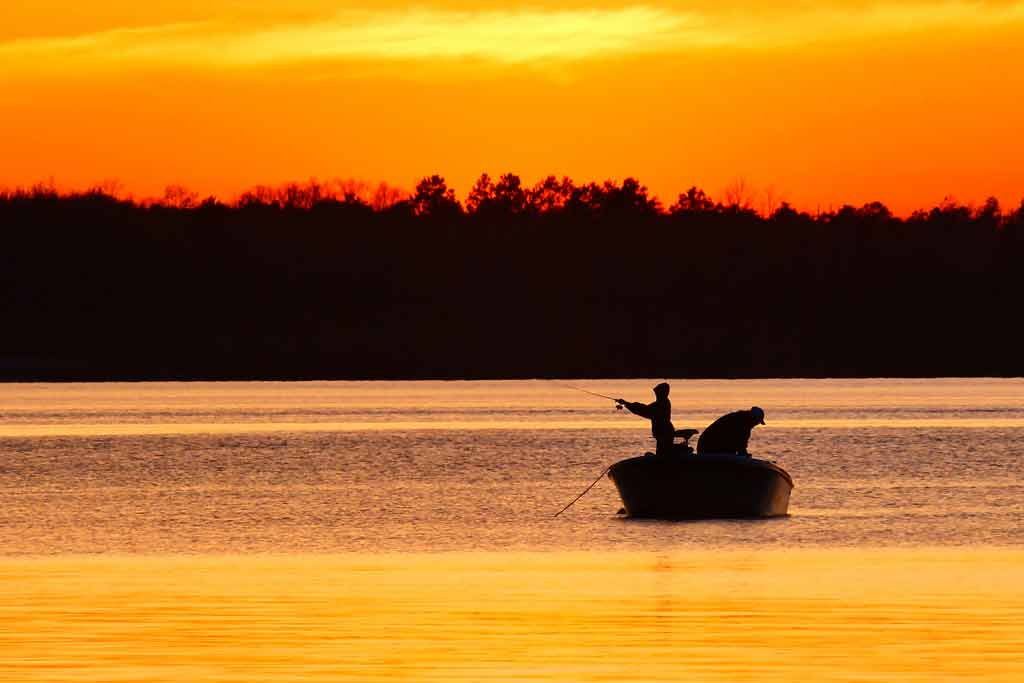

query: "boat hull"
xmin=608 ymin=454 xmax=793 ymax=519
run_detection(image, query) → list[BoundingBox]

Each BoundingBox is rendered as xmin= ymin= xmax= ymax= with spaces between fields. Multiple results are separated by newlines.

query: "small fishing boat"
xmin=608 ymin=453 xmax=793 ymax=519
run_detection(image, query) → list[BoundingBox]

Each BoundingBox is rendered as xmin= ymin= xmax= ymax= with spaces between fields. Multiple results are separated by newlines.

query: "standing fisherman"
xmin=616 ymin=382 xmax=675 ymax=456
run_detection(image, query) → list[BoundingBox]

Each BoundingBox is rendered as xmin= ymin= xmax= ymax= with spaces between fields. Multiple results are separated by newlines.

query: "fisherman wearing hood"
xmin=697 ymin=407 xmax=766 ymax=456
xmin=616 ymin=383 xmax=675 ymax=457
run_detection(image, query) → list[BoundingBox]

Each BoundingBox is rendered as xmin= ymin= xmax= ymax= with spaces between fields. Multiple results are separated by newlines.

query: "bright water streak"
xmin=1 ymin=379 xmax=1022 ymax=681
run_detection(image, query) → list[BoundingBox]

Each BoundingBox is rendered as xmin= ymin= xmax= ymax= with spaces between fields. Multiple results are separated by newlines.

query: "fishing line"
xmin=553 ymin=466 xmax=611 ymax=517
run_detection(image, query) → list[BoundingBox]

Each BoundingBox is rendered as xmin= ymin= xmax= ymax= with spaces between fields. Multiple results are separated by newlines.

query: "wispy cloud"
xmin=2 ymin=2 xmax=1023 ymax=73
xmin=0 ymin=7 xmax=692 ymax=69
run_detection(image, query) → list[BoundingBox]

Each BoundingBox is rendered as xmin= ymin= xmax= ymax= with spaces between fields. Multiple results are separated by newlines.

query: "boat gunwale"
xmin=609 ymin=453 xmax=794 ymax=489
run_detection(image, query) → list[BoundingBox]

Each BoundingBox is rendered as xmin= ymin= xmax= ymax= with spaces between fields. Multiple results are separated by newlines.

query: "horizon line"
xmin=4 ymin=174 xmax=1022 ymax=220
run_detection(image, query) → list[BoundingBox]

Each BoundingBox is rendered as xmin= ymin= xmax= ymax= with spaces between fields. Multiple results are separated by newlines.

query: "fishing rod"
xmin=556 ymin=383 xmax=624 ymax=409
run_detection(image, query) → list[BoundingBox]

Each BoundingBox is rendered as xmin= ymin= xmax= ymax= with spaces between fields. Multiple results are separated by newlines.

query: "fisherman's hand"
xmin=615 ymin=398 xmax=625 ymax=404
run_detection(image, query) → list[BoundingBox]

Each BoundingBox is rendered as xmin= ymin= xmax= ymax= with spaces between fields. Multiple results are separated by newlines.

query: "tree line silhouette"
xmin=2 ymin=175 xmax=1022 ymax=380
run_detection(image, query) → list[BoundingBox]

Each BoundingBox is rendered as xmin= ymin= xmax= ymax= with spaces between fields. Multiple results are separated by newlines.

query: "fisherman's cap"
xmin=751 ymin=406 xmax=766 ymax=424
xmin=654 ymin=382 xmax=670 ymax=395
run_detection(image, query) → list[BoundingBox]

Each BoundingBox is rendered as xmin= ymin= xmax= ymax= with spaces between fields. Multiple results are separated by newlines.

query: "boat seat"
xmin=674 ymin=428 xmax=699 ymax=441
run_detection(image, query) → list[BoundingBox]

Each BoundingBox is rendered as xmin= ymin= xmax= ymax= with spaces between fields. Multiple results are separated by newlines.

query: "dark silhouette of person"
xmin=616 ymin=383 xmax=675 ymax=456
xmin=697 ymin=407 xmax=765 ymax=456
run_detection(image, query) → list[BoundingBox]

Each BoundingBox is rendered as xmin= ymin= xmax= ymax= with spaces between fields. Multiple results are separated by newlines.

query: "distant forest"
xmin=2 ymin=175 xmax=1023 ymax=380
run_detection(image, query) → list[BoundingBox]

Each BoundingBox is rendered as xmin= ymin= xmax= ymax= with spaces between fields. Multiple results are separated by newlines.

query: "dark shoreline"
xmin=4 ymin=181 xmax=1023 ymax=384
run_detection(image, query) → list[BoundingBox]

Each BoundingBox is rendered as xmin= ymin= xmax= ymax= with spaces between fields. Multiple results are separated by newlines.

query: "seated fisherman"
xmin=696 ymin=407 xmax=766 ymax=456
xmin=616 ymin=383 xmax=676 ymax=456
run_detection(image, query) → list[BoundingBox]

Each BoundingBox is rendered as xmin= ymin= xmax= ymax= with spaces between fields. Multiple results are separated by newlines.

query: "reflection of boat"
xmin=608 ymin=454 xmax=793 ymax=519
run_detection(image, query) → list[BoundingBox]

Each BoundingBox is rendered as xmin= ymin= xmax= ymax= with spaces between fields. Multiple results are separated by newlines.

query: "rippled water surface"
xmin=1 ymin=379 xmax=1022 ymax=681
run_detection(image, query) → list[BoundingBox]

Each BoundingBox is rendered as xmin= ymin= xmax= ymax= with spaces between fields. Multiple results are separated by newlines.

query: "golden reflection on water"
xmin=5 ymin=417 xmax=1024 ymax=438
xmin=2 ymin=549 xmax=1021 ymax=682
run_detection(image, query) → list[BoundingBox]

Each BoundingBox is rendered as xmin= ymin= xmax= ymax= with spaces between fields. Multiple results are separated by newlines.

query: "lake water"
xmin=1 ymin=379 xmax=1022 ymax=681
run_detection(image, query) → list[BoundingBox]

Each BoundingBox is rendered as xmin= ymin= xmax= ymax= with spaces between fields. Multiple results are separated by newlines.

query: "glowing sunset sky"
xmin=2 ymin=1 xmax=1022 ymax=213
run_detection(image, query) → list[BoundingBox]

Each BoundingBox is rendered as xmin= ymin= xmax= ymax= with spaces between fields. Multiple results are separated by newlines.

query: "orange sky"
xmin=2 ymin=1 xmax=1023 ymax=214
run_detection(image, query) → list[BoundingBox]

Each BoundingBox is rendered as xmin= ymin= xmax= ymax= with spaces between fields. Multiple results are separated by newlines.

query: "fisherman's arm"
xmin=739 ymin=430 xmax=752 ymax=456
xmin=615 ymin=399 xmax=654 ymax=419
